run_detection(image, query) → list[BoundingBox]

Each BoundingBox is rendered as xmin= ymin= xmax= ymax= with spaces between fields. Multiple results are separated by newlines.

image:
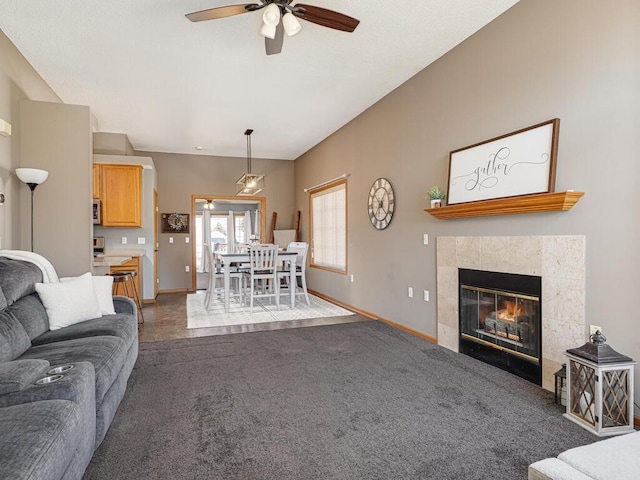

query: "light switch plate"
xmin=423 ymin=234 xmax=429 ymax=245
xmin=185 ymin=237 xmax=190 ymax=244
xmin=169 ymin=237 xmax=174 ymax=244
xmin=137 ymin=237 xmax=146 ymax=245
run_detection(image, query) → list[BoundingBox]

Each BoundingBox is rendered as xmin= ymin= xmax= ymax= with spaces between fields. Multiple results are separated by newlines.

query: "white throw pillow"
xmin=36 ymin=273 xmax=102 ymax=330
xmin=61 ymin=274 xmax=115 ymax=316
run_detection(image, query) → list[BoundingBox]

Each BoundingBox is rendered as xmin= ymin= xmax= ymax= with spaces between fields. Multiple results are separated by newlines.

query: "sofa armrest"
xmin=113 ymin=295 xmax=136 ymax=316
xmin=0 ymin=359 xmax=50 ymax=395
xmin=529 ymin=458 xmax=594 ymax=480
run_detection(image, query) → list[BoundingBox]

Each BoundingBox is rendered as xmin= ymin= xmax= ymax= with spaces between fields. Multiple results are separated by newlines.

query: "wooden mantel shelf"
xmin=425 ymin=191 xmax=584 ymax=220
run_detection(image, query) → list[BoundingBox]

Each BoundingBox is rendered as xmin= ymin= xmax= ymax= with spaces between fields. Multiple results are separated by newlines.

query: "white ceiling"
xmin=0 ymin=0 xmax=519 ymax=160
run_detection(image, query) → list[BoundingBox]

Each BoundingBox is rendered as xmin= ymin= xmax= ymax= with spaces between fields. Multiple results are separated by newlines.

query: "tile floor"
xmin=138 ymin=292 xmax=369 ymax=343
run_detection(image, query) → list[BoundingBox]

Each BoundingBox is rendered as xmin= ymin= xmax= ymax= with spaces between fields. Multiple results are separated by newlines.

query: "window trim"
xmin=309 ymin=178 xmax=348 ymax=275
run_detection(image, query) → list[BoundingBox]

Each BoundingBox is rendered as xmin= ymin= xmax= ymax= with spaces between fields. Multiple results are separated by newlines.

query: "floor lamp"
xmin=16 ymin=168 xmax=49 ymax=252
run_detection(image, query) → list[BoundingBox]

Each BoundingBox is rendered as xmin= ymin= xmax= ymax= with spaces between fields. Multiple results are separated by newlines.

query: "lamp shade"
xmin=260 ymin=22 xmax=277 ymax=39
xmin=262 ymin=3 xmax=280 ymax=27
xmin=282 ymin=12 xmax=302 ymax=37
xmin=16 ymin=168 xmax=49 ymax=185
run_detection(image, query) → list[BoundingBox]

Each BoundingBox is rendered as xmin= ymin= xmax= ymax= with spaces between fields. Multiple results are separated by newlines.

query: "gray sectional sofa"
xmin=0 ymin=258 xmax=138 ymax=480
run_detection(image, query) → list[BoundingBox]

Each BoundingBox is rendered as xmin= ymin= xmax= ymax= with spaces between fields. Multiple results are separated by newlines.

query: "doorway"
xmin=191 ymin=195 xmax=266 ymax=291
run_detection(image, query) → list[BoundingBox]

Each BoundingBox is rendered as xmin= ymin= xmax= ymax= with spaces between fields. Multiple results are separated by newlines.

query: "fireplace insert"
xmin=459 ymin=269 xmax=542 ymax=385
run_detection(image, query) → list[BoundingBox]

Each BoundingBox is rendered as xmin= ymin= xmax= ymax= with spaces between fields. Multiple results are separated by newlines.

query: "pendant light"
xmin=236 ymin=129 xmax=264 ymax=196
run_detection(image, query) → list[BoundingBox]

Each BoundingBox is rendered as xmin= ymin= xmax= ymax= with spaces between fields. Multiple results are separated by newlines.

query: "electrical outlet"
xmin=423 ymin=234 xmax=429 ymax=245
xmin=408 ymin=287 xmax=413 ymax=298
xmin=121 ymin=237 xmax=127 ymax=245
xmin=350 ymin=274 xmax=354 ymax=283
xmin=185 ymin=237 xmax=190 ymax=244
xmin=169 ymin=237 xmax=174 ymax=244
xmin=424 ymin=290 xmax=430 ymax=302
xmin=137 ymin=237 xmax=146 ymax=245
xmin=590 ymin=325 xmax=602 ymax=336
xmin=185 ymin=266 xmax=190 ymax=272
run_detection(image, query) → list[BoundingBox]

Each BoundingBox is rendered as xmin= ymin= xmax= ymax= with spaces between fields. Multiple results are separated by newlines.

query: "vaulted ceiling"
xmin=0 ymin=0 xmax=519 ymax=159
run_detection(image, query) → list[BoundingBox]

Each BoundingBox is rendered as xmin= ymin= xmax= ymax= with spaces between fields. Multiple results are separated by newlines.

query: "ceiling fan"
xmin=186 ymin=1 xmax=360 ymax=55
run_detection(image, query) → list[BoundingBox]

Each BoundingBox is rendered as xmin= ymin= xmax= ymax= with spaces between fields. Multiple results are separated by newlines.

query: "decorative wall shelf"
xmin=425 ymin=191 xmax=584 ymax=220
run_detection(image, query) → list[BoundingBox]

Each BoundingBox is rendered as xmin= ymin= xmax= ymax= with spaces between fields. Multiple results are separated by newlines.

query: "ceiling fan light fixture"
xmin=262 ymin=3 xmax=280 ymax=27
xmin=259 ymin=22 xmax=277 ymax=39
xmin=282 ymin=12 xmax=302 ymax=37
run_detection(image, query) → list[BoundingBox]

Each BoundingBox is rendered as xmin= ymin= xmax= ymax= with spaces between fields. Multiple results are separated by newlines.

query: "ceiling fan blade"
xmin=186 ymin=4 xmax=259 ymax=22
xmin=265 ymin=22 xmax=284 ymax=55
xmin=293 ymin=4 xmax=360 ymax=33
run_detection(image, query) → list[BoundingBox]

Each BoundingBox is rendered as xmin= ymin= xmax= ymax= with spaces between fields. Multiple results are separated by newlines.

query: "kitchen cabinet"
xmin=100 ymin=164 xmax=142 ymax=227
xmin=92 ymin=164 xmax=101 ymax=199
xmin=110 ymin=257 xmax=142 ymax=302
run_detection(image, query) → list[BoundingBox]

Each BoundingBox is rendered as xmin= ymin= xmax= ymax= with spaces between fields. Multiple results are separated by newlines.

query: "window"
xmin=310 ymin=179 xmax=347 ymax=273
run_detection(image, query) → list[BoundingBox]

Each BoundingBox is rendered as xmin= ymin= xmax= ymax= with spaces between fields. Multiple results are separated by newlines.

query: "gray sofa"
xmin=529 ymin=430 xmax=640 ymax=480
xmin=0 ymin=258 xmax=138 ymax=480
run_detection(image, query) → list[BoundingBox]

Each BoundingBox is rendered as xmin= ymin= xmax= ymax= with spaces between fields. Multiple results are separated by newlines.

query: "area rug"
xmin=186 ymin=292 xmax=354 ymax=329
xmin=85 ymin=321 xmax=596 ymax=480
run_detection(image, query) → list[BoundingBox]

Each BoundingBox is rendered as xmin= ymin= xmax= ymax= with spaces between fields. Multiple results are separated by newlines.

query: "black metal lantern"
xmin=564 ymin=331 xmax=636 ymax=436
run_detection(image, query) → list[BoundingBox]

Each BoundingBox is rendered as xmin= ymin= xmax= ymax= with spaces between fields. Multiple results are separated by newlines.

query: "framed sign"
xmin=161 ymin=213 xmax=189 ymax=233
xmin=447 ymin=119 xmax=559 ymax=205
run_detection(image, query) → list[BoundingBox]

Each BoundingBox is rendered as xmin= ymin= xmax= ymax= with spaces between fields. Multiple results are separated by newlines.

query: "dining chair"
xmin=203 ymin=243 xmax=242 ymax=310
xmin=277 ymin=241 xmax=310 ymax=306
xmin=242 ymin=243 xmax=279 ymax=313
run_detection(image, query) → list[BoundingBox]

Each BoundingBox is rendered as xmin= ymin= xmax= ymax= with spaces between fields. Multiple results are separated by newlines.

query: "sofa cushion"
xmin=0 ymin=400 xmax=84 ymax=480
xmin=0 ymin=258 xmax=42 ymax=306
xmin=35 ymin=273 xmax=101 ymax=330
xmin=18 ymin=335 xmax=129 ymax=408
xmin=558 ymin=431 xmax=640 ymax=480
xmin=6 ymin=293 xmax=50 ymax=341
xmin=0 ymin=359 xmax=50 ymax=395
xmin=0 ymin=311 xmax=32 ymax=362
xmin=0 ymin=287 xmax=7 ymax=310
xmin=32 ymin=313 xmax=137 ymax=349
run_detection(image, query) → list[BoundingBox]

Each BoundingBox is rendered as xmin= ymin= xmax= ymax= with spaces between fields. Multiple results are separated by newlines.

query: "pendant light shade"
xmin=236 ymin=129 xmax=264 ymax=196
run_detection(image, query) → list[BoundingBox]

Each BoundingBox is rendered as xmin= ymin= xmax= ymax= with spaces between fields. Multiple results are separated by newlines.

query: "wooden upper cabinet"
xmin=92 ymin=164 xmax=101 ymax=199
xmin=100 ymin=164 xmax=142 ymax=227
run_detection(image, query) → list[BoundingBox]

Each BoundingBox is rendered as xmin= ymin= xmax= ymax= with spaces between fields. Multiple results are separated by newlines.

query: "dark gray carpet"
xmin=84 ymin=321 xmax=596 ymax=479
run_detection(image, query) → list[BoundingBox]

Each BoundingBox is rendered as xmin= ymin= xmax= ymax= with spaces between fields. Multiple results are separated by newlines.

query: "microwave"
xmin=92 ymin=199 xmax=101 ymax=224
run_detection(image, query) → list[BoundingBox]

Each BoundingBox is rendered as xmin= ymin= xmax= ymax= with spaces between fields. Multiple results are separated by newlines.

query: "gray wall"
xmin=0 ymin=30 xmax=61 ymax=251
xmin=19 ymin=100 xmax=93 ymax=276
xmin=145 ymin=151 xmax=295 ymax=291
xmin=294 ymin=0 xmax=640 ymax=406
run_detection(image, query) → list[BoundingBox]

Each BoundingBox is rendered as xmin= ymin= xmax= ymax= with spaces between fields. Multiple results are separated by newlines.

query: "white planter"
xmin=430 ymin=199 xmax=442 ymax=208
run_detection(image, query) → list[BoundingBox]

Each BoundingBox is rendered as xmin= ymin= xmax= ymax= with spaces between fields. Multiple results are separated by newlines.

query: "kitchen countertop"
xmin=92 ymin=255 xmax=132 ymax=267
xmin=103 ymin=248 xmax=146 ymax=257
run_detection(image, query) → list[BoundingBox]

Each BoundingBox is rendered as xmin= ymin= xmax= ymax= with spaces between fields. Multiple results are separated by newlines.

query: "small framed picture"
xmin=161 ymin=213 xmax=189 ymax=233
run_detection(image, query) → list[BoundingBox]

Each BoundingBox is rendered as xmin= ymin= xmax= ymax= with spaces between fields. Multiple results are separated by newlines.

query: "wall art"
xmin=447 ymin=119 xmax=559 ymax=205
xmin=161 ymin=213 xmax=189 ymax=233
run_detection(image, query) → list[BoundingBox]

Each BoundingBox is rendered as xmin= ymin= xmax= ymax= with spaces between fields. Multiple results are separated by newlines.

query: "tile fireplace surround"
xmin=436 ymin=235 xmax=585 ymax=392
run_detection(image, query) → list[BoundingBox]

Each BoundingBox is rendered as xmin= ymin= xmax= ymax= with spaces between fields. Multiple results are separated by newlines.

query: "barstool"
xmin=111 ymin=271 xmax=144 ymax=324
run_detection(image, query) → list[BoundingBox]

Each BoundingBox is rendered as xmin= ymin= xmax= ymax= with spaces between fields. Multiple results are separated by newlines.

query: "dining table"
xmin=216 ymin=250 xmax=298 ymax=313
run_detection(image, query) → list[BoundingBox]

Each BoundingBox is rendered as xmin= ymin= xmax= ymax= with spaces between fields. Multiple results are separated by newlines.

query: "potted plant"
xmin=428 ymin=186 xmax=446 ymax=208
